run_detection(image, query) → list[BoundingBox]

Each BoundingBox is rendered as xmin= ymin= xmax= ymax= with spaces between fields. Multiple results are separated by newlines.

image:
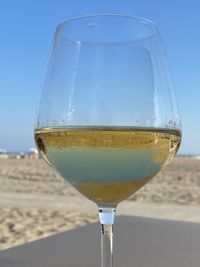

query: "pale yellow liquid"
xmin=35 ymin=127 xmax=181 ymax=207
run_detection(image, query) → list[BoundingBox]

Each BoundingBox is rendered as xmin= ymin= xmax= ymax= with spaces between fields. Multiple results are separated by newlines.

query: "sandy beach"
xmin=0 ymin=157 xmax=200 ymax=250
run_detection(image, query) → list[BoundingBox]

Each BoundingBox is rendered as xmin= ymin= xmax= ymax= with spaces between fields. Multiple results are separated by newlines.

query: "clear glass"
xmin=34 ymin=14 xmax=181 ymax=267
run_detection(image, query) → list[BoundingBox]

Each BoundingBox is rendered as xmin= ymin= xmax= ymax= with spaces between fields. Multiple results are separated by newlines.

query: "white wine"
xmin=35 ymin=127 xmax=181 ymax=207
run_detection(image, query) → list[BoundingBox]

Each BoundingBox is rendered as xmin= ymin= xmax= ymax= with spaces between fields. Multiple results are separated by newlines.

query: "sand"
xmin=0 ymin=158 xmax=200 ymax=250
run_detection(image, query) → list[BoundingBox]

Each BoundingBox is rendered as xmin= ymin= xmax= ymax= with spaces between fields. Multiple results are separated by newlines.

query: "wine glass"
xmin=34 ymin=14 xmax=181 ymax=267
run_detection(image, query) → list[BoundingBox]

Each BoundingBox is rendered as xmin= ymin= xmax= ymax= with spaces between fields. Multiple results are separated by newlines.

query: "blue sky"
xmin=0 ymin=0 xmax=199 ymax=154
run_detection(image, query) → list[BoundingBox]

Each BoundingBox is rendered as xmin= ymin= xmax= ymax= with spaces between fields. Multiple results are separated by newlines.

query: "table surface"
xmin=1 ymin=215 xmax=200 ymax=267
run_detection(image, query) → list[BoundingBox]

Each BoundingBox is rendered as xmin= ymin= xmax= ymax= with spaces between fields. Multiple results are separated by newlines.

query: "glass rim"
xmin=56 ymin=14 xmax=158 ymax=45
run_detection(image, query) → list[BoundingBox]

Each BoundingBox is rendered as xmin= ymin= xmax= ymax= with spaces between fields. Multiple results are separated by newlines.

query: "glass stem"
xmin=99 ymin=207 xmax=116 ymax=267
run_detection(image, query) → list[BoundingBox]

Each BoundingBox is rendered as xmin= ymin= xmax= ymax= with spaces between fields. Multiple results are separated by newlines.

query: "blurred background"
xmin=0 ymin=0 xmax=199 ymax=250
